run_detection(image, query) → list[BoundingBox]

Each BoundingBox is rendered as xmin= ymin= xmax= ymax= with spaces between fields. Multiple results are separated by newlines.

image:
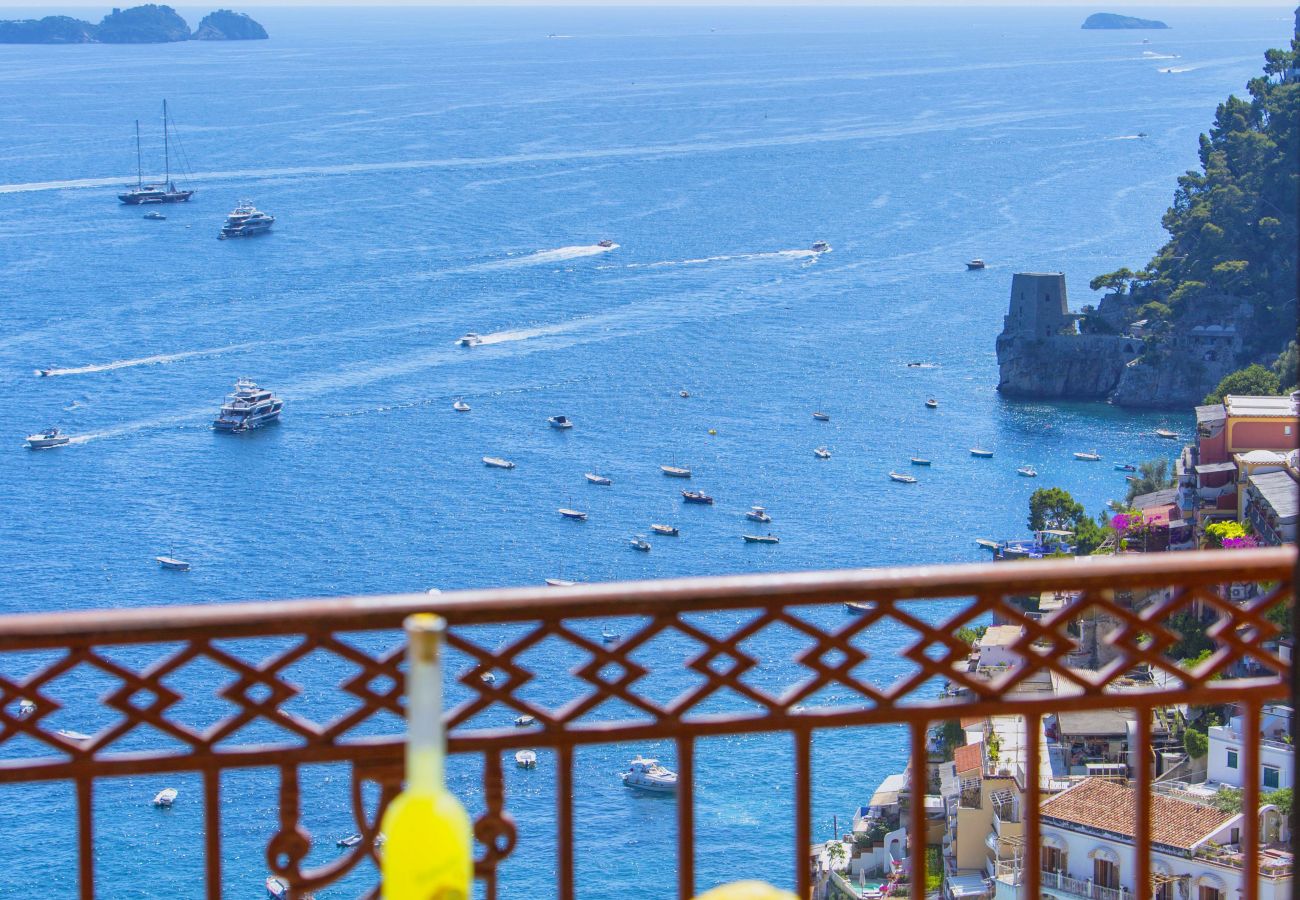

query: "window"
xmin=1263 ymin=766 xmax=1280 ymax=789
xmin=1226 ymin=749 xmax=1238 ymax=769
xmin=1285 ymin=425 xmax=1293 ymax=436
xmin=1041 ymin=846 xmax=1064 ymax=874
xmin=1198 ymin=888 xmax=1223 ymax=900
xmin=1155 ymin=882 xmax=1174 ymax=900
xmin=1094 ymin=858 xmax=1119 ymax=889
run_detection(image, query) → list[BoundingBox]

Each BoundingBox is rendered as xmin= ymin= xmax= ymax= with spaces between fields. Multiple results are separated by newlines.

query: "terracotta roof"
xmin=1040 ymin=778 xmax=1232 ymax=850
xmin=953 ymin=741 xmax=983 ymax=774
xmin=960 ymin=716 xmax=984 ymax=728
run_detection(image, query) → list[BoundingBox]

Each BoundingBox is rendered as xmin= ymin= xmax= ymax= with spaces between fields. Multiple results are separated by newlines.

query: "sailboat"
xmin=119 ymin=101 xmax=193 ymax=205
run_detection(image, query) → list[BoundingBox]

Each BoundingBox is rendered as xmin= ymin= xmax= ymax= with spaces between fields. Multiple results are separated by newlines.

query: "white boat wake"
xmin=34 ymin=341 xmax=264 ymax=377
xmin=465 ymin=243 xmax=619 ymax=271
xmin=622 ymin=248 xmax=819 ymax=269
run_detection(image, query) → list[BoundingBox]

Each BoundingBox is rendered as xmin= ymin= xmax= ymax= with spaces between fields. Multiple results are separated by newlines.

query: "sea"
xmin=0 ymin=5 xmax=1291 ymax=897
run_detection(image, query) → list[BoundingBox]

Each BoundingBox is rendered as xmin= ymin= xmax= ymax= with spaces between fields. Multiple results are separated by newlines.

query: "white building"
xmin=977 ymin=625 xmax=1025 ymax=671
xmin=993 ymin=778 xmax=1292 ymax=900
xmin=1207 ymin=704 xmax=1294 ymax=792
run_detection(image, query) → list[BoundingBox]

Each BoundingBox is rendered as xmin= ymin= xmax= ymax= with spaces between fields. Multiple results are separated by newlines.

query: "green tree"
xmin=1273 ymin=340 xmax=1297 ymax=391
xmin=1089 ymin=267 xmax=1136 ymax=294
xmin=1184 ymin=728 xmax=1209 ymax=760
xmin=1211 ymin=784 xmax=1241 ymax=812
xmin=1204 ymin=364 xmax=1281 ymax=404
xmin=1125 ymin=458 xmax=1175 ymax=503
xmin=1168 ymin=613 xmax=1214 ymax=660
xmin=1073 ymin=515 xmax=1109 ymax=555
xmin=1028 ymin=487 xmax=1085 ymax=533
xmin=955 ymin=625 xmax=988 ymax=646
xmin=1264 ymin=787 xmax=1292 ymax=816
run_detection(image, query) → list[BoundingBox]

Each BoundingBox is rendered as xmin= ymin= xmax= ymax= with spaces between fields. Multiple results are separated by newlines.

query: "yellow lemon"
xmin=694 ymin=881 xmax=798 ymax=900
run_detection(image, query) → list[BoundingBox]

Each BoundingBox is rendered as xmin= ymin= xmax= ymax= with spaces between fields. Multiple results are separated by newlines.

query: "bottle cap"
xmin=405 ymin=613 xmax=446 ymax=663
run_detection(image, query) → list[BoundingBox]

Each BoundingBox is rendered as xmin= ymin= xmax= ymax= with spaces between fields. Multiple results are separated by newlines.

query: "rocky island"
xmin=0 ymin=5 xmax=267 ymax=43
xmin=1082 ymin=13 xmax=1169 ymax=30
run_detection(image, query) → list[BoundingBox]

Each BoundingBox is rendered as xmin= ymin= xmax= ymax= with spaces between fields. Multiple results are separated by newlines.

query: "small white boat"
xmin=1155 ymin=428 xmax=1179 ymax=439
xmin=336 ymin=833 xmax=363 ymax=848
xmin=970 ymin=448 xmax=994 ymax=458
xmin=629 ymin=536 xmax=651 ymax=552
xmin=17 ymin=699 xmax=35 ymax=719
xmin=811 ymin=240 xmax=831 ymax=253
xmin=743 ymin=534 xmax=779 ymax=544
xmin=601 ymin=627 xmax=620 ymax=643
xmin=558 ymin=508 xmax=588 ymax=521
xmin=621 ymin=756 xmax=678 ymax=792
xmin=1073 ymin=450 xmax=1102 ymax=461
xmin=812 ymin=411 xmax=830 ymax=421
xmin=925 ymin=398 xmax=938 ymax=409
xmin=1017 ymin=466 xmax=1038 ymax=477
xmin=966 ymin=258 xmax=986 ymax=270
xmin=144 ymin=211 xmax=166 ymax=220
xmin=156 ymin=556 xmax=190 ymax=571
xmin=545 ymin=578 xmax=577 ymax=587
xmin=975 ymin=538 xmax=1000 ymax=551
xmin=480 ymin=672 xmax=496 ymax=684
xmin=483 ymin=456 xmax=516 ymax=469
xmin=888 ymin=471 xmax=917 ymax=483
xmin=746 ymin=505 xmax=771 ymax=523
xmin=57 ymin=729 xmax=91 ymax=743
xmin=844 ymin=601 xmax=873 ymax=615
xmin=514 ymin=715 xmax=536 ymax=727
xmin=679 ymin=390 xmax=690 ymax=398
xmin=661 ymin=465 xmax=692 ymax=478
xmin=458 ymin=333 xmax=483 ymax=347
xmin=153 ymin=788 xmax=178 ymax=807
xmin=650 ymin=524 xmax=679 ymax=536
xmin=26 ymin=427 xmax=71 ymax=449
xmin=813 ymin=447 xmax=831 ymax=459
xmin=453 ymin=400 xmax=471 ymax=412
xmin=585 ymin=473 xmax=612 ymax=485
xmin=515 ymin=750 xmax=538 ymax=769
xmin=548 ymin=415 xmax=573 ymax=429
xmin=266 ymin=877 xmax=288 ymax=900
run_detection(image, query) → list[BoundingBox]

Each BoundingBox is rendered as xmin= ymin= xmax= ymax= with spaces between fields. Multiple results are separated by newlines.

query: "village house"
xmin=1206 ymin=704 xmax=1294 ymax=793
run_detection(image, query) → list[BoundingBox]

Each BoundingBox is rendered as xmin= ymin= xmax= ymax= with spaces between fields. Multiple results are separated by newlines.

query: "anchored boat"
xmin=213 ymin=379 xmax=282 ymax=432
xmin=483 ymin=457 xmax=516 ymax=469
xmin=119 ymin=101 xmax=193 ymax=205
xmin=218 ymin=202 xmax=274 ymax=239
xmin=743 ymin=534 xmax=779 ymax=544
xmin=888 ymin=471 xmax=917 ymax=483
xmin=661 ymin=465 xmax=692 ymax=478
xmin=682 ymin=490 xmax=714 ymax=504
xmin=621 ymin=756 xmax=678 ymax=793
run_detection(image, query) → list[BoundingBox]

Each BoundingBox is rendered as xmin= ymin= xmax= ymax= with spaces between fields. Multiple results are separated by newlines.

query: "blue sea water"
xmin=0 ymin=4 xmax=1292 ymax=896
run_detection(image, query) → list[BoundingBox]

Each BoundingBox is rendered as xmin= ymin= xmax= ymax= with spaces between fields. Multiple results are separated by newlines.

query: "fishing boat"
xmin=548 ymin=415 xmax=573 ymax=429
xmin=545 ymin=578 xmax=577 ymax=587
xmin=558 ymin=508 xmax=588 ymax=521
xmin=1155 ymin=428 xmax=1179 ymax=439
xmin=144 ymin=211 xmax=166 ymax=220
xmin=515 ymin=750 xmax=538 ymax=769
xmin=585 ymin=473 xmax=612 ymax=485
xmin=650 ymin=524 xmax=679 ymax=536
xmin=813 ymin=446 xmax=831 ymax=459
xmin=745 ymin=505 xmax=771 ymax=523
xmin=25 ymin=427 xmax=71 ymax=449
xmin=153 ymin=788 xmax=178 ymax=807
xmin=119 ymin=102 xmax=193 ymax=205
xmin=155 ymin=556 xmax=190 ymax=571
xmin=218 ymin=202 xmax=275 ymax=239
xmin=453 ymin=400 xmax=471 ymax=412
xmin=888 ymin=471 xmax=917 ymax=483
xmin=661 ymin=465 xmax=692 ymax=478
xmin=1114 ymin=463 xmax=1137 ymax=472
xmin=812 ymin=411 xmax=830 ymax=421
xmin=966 ymin=258 xmax=986 ymax=270
xmin=514 ymin=715 xmax=536 ymax=727
xmin=925 ymin=398 xmax=938 ymax=409
xmin=1017 ymin=466 xmax=1038 ymax=477
xmin=1073 ymin=450 xmax=1102 ymax=461
xmin=483 ymin=456 xmax=516 ymax=469
xmin=629 ymin=536 xmax=651 ymax=552
xmin=975 ymin=539 xmax=1000 ymax=551
xmin=213 ymin=379 xmax=283 ymax=432
xmin=970 ymin=448 xmax=994 ymax=458
xmin=681 ymin=490 xmax=714 ymax=504
xmin=621 ymin=756 xmax=678 ymax=793
xmin=910 ymin=455 xmax=931 ymax=466
xmin=743 ymin=534 xmax=779 ymax=544
xmin=458 ymin=332 xmax=483 ymax=347
xmin=811 ymin=240 xmax=831 ymax=253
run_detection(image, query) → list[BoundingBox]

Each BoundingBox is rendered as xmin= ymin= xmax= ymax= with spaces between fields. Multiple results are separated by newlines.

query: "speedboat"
xmin=458 ymin=332 xmax=483 ymax=347
xmin=661 ymin=465 xmax=692 ymax=478
xmin=558 ymin=508 xmax=588 ymax=521
xmin=1017 ymin=466 xmax=1038 ymax=477
xmin=336 ymin=833 xmax=363 ymax=848
xmin=1155 ymin=428 xmax=1179 ymax=439
xmin=966 ymin=258 xmax=986 ymax=270
xmin=650 ymin=524 xmax=679 ymax=536
xmin=812 ymin=411 xmax=830 ymax=421
xmin=515 ymin=750 xmax=538 ymax=768
xmin=682 ymin=490 xmax=714 ymax=504
xmin=811 ymin=240 xmax=831 ymax=253
xmin=585 ymin=473 xmax=612 ymax=485
xmin=26 ymin=427 xmax=71 ymax=449
xmin=483 ymin=456 xmax=516 ymax=469
xmin=1114 ymin=463 xmax=1137 ymax=472
xmin=548 ymin=415 xmax=573 ymax=429
xmin=218 ymin=202 xmax=274 ymax=239
xmin=453 ymin=400 xmax=471 ymax=412
xmin=266 ymin=877 xmax=288 ymax=899
xmin=925 ymin=398 xmax=938 ymax=409
xmin=1073 ymin=450 xmax=1102 ymax=461
xmin=630 ymin=536 xmax=651 ymax=552
xmin=743 ymin=534 xmax=779 ymax=544
xmin=545 ymin=578 xmax=577 ymax=587
xmin=814 ymin=447 xmax=831 ymax=459
xmin=597 ymin=239 xmax=616 ymax=248
xmin=213 ymin=379 xmax=283 ymax=432
xmin=143 ymin=211 xmax=166 ymax=220
xmin=621 ymin=756 xmax=678 ymax=793
xmin=514 ymin=715 xmax=536 ymax=727
xmin=153 ymin=788 xmax=178 ymax=807
xmin=156 ymin=556 xmax=190 ymax=571
xmin=970 ymin=448 xmax=994 ymax=458
xmin=888 ymin=471 xmax=917 ymax=483
xmin=746 ymin=505 xmax=771 ymax=523
xmin=910 ymin=456 xmax=931 ymax=466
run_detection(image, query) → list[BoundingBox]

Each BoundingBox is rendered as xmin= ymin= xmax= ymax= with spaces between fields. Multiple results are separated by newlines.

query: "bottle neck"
xmin=405 ymin=623 xmax=445 ymax=793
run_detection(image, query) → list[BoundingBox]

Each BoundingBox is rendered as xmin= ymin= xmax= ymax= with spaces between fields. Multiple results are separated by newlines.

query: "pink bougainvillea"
xmin=1222 ymin=534 xmax=1260 ymax=549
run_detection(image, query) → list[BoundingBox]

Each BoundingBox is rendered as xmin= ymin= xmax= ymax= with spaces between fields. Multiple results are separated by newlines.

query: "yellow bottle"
xmin=381 ymin=614 xmax=474 ymax=900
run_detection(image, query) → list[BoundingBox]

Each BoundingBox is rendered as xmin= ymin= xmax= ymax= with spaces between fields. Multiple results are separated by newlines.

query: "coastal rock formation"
xmin=0 ymin=5 xmax=268 ymax=43
xmin=193 ymin=9 xmax=267 ymax=40
xmin=1082 ymin=13 xmax=1169 ymax=30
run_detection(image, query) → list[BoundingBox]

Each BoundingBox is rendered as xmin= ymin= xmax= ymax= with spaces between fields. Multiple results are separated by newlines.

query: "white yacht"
xmin=515 ymin=750 xmax=538 ymax=769
xmin=483 ymin=457 xmax=516 ymax=469
xmin=621 ymin=756 xmax=678 ymax=793
xmin=1073 ymin=450 xmax=1102 ymax=461
xmin=153 ymin=788 xmax=178 ymax=807
xmin=26 ymin=427 xmax=71 ymax=449
xmin=746 ymin=505 xmax=772 ymax=523
xmin=213 ymin=379 xmax=283 ymax=432
xmin=458 ymin=333 xmax=483 ymax=347
xmin=1017 ymin=465 xmax=1038 ymax=477
xmin=453 ymin=400 xmax=471 ymax=412
xmin=811 ymin=240 xmax=831 ymax=253
xmin=218 ymin=202 xmax=274 ymax=239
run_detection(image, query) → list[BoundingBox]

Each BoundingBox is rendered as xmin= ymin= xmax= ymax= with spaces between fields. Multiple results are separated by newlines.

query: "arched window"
xmin=1088 ymin=846 xmax=1120 ymax=889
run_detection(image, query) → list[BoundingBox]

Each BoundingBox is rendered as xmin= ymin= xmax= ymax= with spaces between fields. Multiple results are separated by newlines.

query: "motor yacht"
xmin=453 ymin=400 xmax=471 ymax=412
xmin=621 ymin=756 xmax=678 ymax=793
xmin=458 ymin=333 xmax=483 ymax=347
xmin=746 ymin=505 xmax=771 ymax=523
xmin=548 ymin=415 xmax=573 ymax=429
xmin=888 ymin=471 xmax=917 ymax=483
xmin=1073 ymin=450 xmax=1102 ymax=461
xmin=650 ymin=524 xmax=679 ymax=536
xmin=153 ymin=788 xmax=178 ymax=808
xmin=966 ymin=258 xmax=986 ymax=270
xmin=681 ymin=490 xmax=713 ymax=504
xmin=585 ymin=473 xmax=612 ymax=485
xmin=218 ymin=202 xmax=274 ymax=239
xmin=515 ymin=750 xmax=538 ymax=769
xmin=483 ymin=457 xmax=516 ymax=469
xmin=813 ymin=447 xmax=831 ymax=459
xmin=810 ymin=240 xmax=831 ymax=253
xmin=26 ymin=427 xmax=71 ymax=449
xmin=213 ymin=379 xmax=283 ymax=432
xmin=1017 ymin=466 xmax=1038 ymax=477
xmin=558 ymin=508 xmax=588 ymax=521
xmin=266 ymin=877 xmax=288 ymax=900
xmin=661 ymin=465 xmax=692 ymax=478
xmin=629 ymin=536 xmax=651 ymax=552
xmin=743 ymin=534 xmax=779 ymax=544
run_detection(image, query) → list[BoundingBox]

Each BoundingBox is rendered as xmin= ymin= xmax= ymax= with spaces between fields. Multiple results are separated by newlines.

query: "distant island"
xmin=0 ymin=5 xmax=267 ymax=44
xmin=1082 ymin=13 xmax=1169 ymax=30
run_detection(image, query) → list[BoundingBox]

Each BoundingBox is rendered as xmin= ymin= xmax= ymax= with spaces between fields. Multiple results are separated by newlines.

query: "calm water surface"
xmin=0 ymin=5 xmax=1290 ymax=896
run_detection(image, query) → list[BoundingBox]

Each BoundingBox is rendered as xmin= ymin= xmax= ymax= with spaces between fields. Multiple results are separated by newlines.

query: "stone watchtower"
xmin=1002 ymin=273 xmax=1074 ymax=340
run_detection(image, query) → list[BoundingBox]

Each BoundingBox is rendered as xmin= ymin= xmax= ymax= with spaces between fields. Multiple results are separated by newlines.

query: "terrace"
xmin=0 ymin=547 xmax=1291 ymax=899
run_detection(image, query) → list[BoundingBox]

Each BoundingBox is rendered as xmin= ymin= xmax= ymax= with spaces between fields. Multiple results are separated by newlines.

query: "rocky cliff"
xmin=96 ymin=4 xmax=190 ymax=43
xmin=1082 ymin=13 xmax=1169 ymax=29
xmin=193 ymin=9 xmax=267 ymax=40
xmin=0 ymin=5 xmax=268 ymax=43
xmin=0 ymin=16 xmax=98 ymax=43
